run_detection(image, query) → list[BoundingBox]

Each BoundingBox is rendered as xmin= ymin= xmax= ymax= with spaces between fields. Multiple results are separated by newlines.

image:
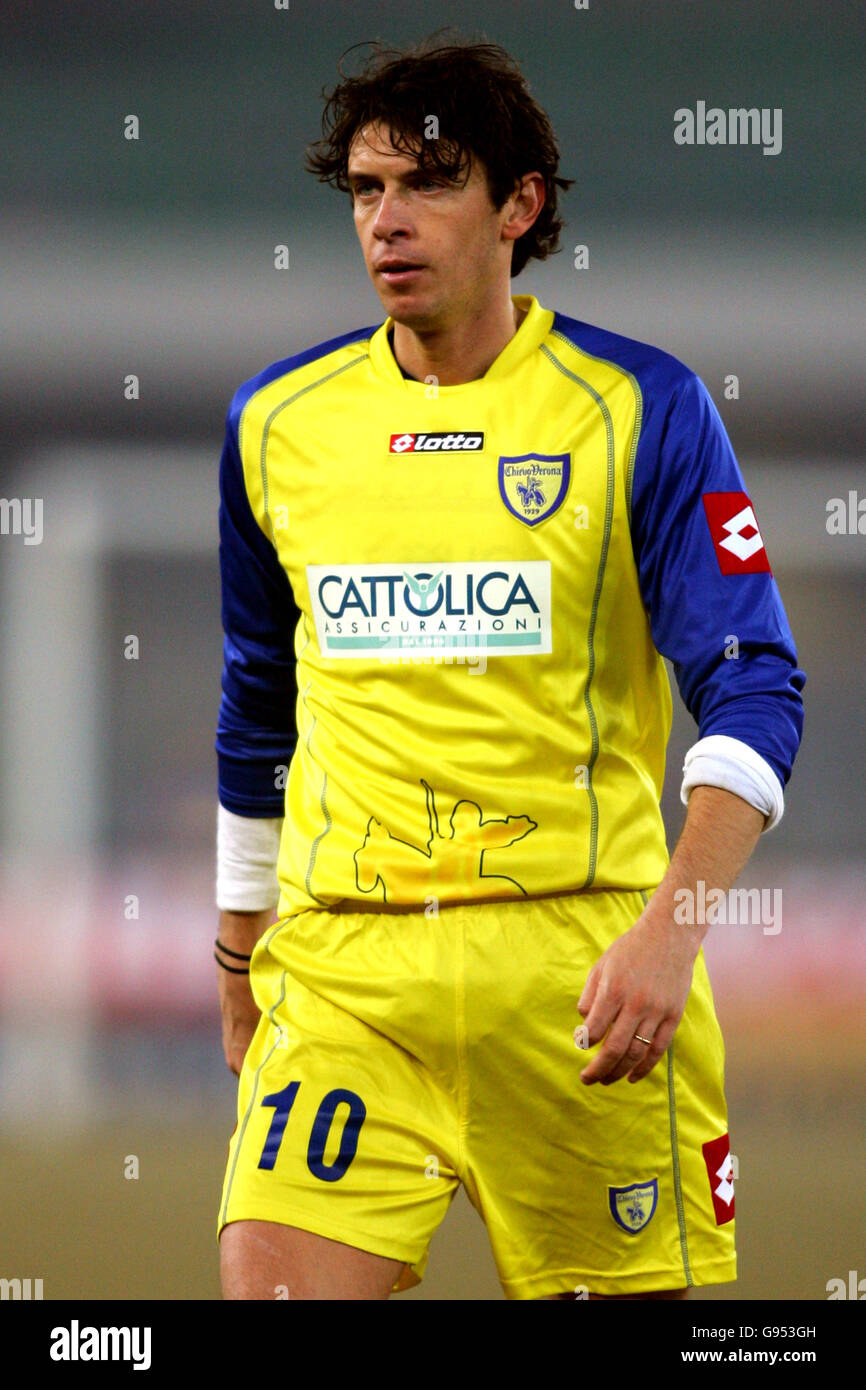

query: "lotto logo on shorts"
xmin=702 ymin=491 xmax=772 ymax=575
xmin=702 ymin=1133 xmax=735 ymax=1225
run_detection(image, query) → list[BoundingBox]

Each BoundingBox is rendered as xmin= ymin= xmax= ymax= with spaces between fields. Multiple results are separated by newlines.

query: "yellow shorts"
xmin=218 ymin=890 xmax=736 ymax=1299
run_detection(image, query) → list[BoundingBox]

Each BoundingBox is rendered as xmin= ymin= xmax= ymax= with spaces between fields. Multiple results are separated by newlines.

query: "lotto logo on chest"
xmin=389 ymin=431 xmax=484 ymax=453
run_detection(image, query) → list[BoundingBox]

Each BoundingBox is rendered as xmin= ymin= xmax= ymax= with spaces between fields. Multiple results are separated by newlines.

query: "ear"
xmin=501 ymin=171 xmax=546 ymax=243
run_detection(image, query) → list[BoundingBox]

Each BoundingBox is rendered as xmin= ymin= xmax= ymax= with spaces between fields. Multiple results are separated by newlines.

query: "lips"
xmin=376 ymin=260 xmax=427 ymax=283
xmin=376 ymin=259 xmax=425 ymax=272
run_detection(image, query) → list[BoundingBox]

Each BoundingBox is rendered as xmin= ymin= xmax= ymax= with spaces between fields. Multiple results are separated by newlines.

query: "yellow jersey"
xmin=215 ymin=293 xmax=805 ymax=917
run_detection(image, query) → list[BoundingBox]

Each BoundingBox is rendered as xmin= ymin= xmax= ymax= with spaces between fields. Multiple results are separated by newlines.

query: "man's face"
xmin=347 ymin=122 xmax=515 ymax=329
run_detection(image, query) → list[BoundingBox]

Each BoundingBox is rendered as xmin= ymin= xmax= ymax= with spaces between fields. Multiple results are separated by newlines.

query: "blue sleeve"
xmin=629 ymin=369 xmax=805 ymax=787
xmin=214 ymin=397 xmax=299 ymax=815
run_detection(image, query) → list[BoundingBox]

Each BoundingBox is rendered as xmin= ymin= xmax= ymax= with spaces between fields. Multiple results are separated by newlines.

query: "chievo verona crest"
xmin=608 ymin=1178 xmax=659 ymax=1234
xmin=306 ymin=560 xmax=553 ymax=659
xmin=498 ymin=452 xmax=571 ymax=527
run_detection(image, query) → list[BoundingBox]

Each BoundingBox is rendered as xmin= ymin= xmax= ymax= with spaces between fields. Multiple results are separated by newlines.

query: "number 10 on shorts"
xmin=257 ymin=1082 xmax=367 ymax=1182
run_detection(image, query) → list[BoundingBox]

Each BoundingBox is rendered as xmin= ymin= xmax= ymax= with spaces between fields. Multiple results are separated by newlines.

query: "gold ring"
xmin=633 ymin=1033 xmax=653 ymax=1046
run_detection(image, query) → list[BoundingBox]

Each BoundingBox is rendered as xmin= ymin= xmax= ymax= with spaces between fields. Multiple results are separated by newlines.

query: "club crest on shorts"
xmin=608 ymin=1178 xmax=658 ymax=1234
xmin=498 ymin=453 xmax=571 ymax=526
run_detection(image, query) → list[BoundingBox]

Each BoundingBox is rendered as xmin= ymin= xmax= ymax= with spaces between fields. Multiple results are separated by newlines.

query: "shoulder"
xmin=546 ymin=309 xmax=699 ymax=406
xmin=544 ymin=310 xmax=737 ymax=523
xmin=226 ymin=321 xmax=381 ymax=432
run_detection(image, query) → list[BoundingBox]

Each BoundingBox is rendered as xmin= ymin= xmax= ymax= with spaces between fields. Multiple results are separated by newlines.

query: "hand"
xmin=216 ymin=909 xmax=275 ymax=1075
xmin=576 ymin=911 xmax=701 ymax=1086
xmin=217 ymin=964 xmax=262 ymax=1076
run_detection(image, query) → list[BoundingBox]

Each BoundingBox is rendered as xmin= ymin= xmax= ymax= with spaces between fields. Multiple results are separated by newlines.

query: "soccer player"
xmin=213 ymin=37 xmax=805 ymax=1300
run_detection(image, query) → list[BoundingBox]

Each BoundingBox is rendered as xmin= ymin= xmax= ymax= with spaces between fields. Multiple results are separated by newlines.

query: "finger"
xmin=626 ymin=1016 xmax=679 ymax=1083
xmin=580 ymin=1013 xmax=654 ymax=1085
xmin=576 ymin=962 xmax=600 ymax=1018
xmin=600 ymin=1023 xmax=661 ymax=1086
xmin=579 ymin=984 xmax=621 ymax=1055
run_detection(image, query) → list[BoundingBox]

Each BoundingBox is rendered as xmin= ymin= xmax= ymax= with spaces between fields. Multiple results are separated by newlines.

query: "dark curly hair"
xmin=305 ymin=34 xmax=573 ymax=278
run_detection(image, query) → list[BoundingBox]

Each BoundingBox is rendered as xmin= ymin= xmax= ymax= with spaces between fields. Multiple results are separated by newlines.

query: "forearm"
xmin=644 ymin=785 xmax=766 ymax=947
xmin=218 ymin=907 xmax=277 ymax=958
xmin=215 ymin=908 xmax=275 ymax=1076
xmin=213 ymin=810 xmax=281 ymax=1071
xmin=578 ymin=785 xmax=766 ymax=1084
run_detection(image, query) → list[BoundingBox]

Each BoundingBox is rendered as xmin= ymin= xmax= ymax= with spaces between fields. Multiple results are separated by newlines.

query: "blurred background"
xmin=0 ymin=0 xmax=863 ymax=1300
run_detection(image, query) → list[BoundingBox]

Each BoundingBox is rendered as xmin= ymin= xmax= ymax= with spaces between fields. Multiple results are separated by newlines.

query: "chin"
xmin=388 ymin=303 xmax=432 ymax=324
xmin=384 ymin=293 xmax=447 ymax=331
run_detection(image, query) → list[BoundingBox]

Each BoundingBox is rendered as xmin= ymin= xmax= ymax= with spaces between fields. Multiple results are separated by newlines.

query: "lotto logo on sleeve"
xmin=702 ymin=1133 xmax=735 ymax=1225
xmin=702 ymin=492 xmax=772 ymax=575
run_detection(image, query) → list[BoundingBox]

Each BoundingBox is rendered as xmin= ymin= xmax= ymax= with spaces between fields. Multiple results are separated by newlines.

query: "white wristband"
xmin=680 ymin=734 xmax=785 ymax=832
xmin=216 ymin=803 xmax=282 ymax=911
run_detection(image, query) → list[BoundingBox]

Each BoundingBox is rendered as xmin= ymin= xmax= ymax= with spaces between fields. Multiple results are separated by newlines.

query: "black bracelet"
xmin=214 ymin=950 xmax=249 ymax=975
xmin=214 ymin=938 xmax=252 ymax=962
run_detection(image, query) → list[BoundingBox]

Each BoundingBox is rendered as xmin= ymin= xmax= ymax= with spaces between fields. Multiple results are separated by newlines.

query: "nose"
xmin=371 ymin=184 xmax=411 ymax=239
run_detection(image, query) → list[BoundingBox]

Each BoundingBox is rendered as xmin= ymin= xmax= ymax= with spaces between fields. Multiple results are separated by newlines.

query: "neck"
xmin=391 ymin=295 xmax=526 ymax=386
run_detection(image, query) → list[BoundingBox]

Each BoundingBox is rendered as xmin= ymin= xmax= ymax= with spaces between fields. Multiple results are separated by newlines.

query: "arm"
xmin=577 ymin=366 xmax=805 ymax=1085
xmin=628 ymin=369 xmax=805 ymax=807
xmin=214 ymin=391 xmax=300 ymax=1073
xmin=216 ymin=907 xmax=277 ymax=1076
xmin=577 ymin=785 xmax=763 ymax=1085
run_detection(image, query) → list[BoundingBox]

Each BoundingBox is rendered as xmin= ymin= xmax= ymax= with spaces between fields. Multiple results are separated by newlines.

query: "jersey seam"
xmin=539 ymin=342 xmax=616 ymax=889
xmin=547 ymin=326 xmax=644 ymax=528
xmin=299 ymin=651 xmax=332 ymax=907
xmin=500 ymin=1257 xmax=730 ymax=1292
xmin=240 ymin=353 xmax=370 ymax=545
xmin=667 ymin=1041 xmax=695 ymax=1287
xmin=455 ymin=908 xmax=470 ymax=1172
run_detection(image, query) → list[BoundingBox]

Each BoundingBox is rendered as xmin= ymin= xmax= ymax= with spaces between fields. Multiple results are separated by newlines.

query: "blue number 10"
xmin=257 ymin=1083 xmax=366 ymax=1182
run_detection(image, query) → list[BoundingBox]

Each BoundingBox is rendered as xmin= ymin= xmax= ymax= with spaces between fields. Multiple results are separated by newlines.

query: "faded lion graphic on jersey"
xmin=353 ymin=779 xmax=537 ymax=901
